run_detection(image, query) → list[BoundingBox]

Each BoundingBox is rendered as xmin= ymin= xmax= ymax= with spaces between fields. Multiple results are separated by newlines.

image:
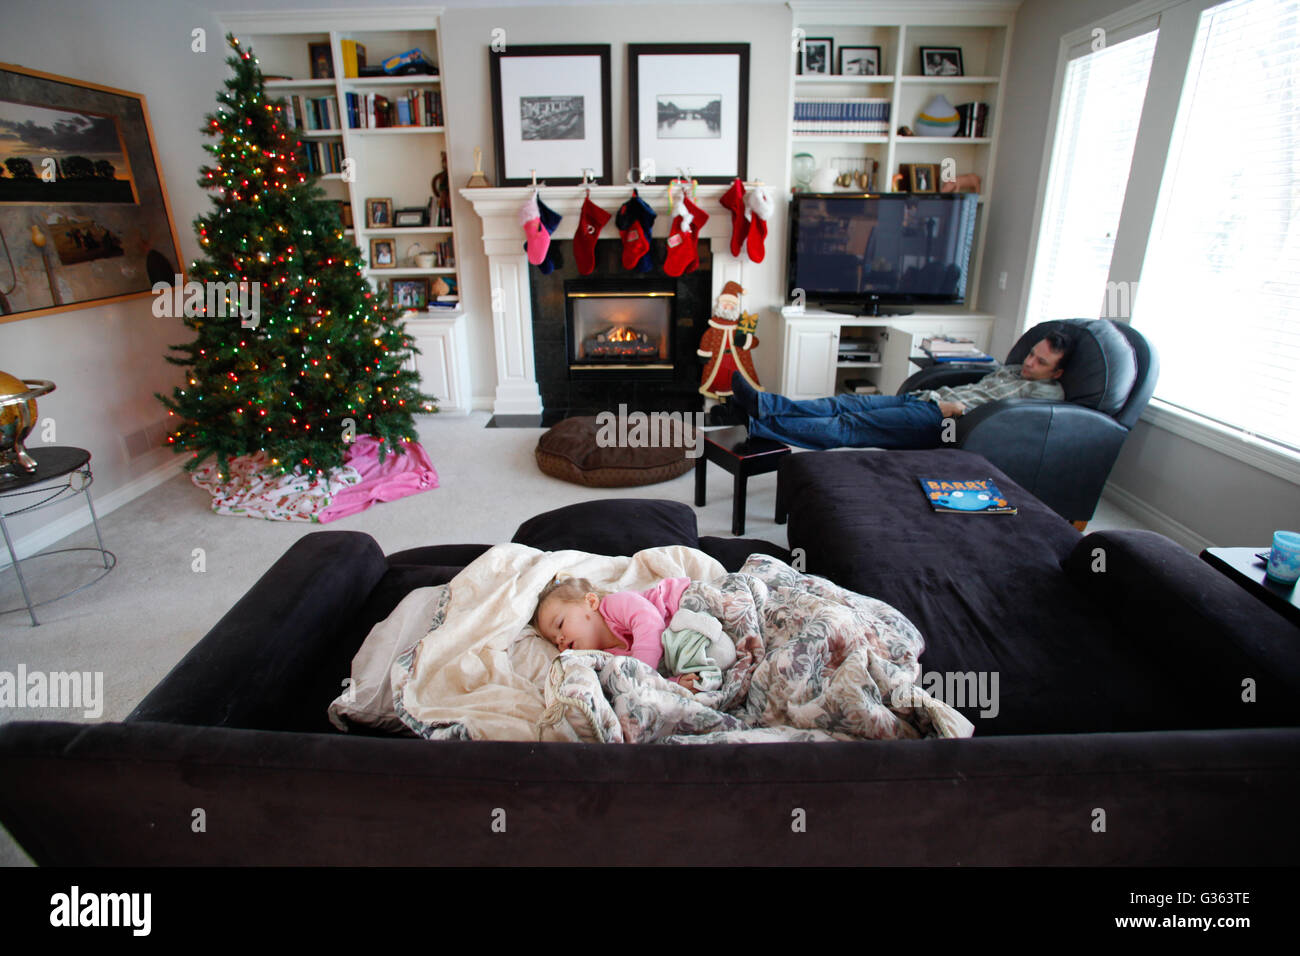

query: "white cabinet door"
xmin=784 ymin=323 xmax=839 ymax=399
xmin=405 ymin=314 xmax=471 ymax=414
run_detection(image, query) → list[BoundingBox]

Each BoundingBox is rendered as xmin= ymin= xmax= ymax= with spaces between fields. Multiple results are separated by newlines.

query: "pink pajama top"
xmin=598 ymin=577 xmax=692 ymax=671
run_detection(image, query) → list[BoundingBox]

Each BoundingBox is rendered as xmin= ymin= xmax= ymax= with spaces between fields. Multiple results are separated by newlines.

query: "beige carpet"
xmin=0 ymin=411 xmax=1152 ymax=865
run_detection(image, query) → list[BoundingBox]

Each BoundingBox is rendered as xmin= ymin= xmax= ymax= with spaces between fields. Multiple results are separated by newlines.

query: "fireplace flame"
xmin=607 ymin=325 xmax=639 ymax=342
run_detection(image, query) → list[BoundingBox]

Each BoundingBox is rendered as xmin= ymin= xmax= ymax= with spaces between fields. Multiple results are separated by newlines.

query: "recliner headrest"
xmin=1008 ymin=319 xmax=1138 ymax=416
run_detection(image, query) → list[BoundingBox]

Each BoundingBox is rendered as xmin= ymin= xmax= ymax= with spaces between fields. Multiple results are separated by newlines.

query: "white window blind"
xmin=1132 ymin=0 xmax=1300 ymax=453
xmin=1025 ymin=28 xmax=1158 ymax=327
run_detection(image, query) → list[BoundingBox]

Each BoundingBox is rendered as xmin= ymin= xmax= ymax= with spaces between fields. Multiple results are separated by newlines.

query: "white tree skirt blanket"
xmin=392 ymin=544 xmax=973 ymax=744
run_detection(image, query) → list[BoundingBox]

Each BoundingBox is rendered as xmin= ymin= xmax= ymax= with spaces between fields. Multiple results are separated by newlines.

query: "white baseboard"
xmin=0 ymin=456 xmax=185 ymax=571
xmin=1101 ymin=482 xmax=1212 ymax=553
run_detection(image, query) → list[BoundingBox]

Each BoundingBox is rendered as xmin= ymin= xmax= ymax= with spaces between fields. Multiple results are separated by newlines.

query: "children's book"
xmin=919 ymin=477 xmax=1017 ymax=514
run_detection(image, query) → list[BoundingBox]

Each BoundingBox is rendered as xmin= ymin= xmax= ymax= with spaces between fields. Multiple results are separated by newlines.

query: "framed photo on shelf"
xmin=308 ymin=42 xmax=334 ymax=79
xmin=0 ymin=63 xmax=183 ymax=323
xmin=365 ymin=197 xmax=392 ymax=227
xmin=335 ymin=201 xmax=353 ymax=228
xmin=797 ymin=37 xmax=833 ymax=75
xmin=920 ymin=46 xmax=964 ymax=76
xmin=390 ymin=278 xmax=429 ymax=310
xmin=909 ymin=163 xmax=940 ymax=192
xmin=489 ymin=44 xmax=612 ymax=186
xmin=839 ymin=46 xmax=881 ymax=76
xmin=369 ymin=238 xmax=395 ymax=268
xmin=394 ymin=206 xmax=427 ymax=227
xmin=629 ymin=43 xmax=749 ymax=184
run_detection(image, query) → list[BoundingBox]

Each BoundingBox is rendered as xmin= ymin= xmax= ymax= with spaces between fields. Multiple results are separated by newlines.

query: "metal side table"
xmin=0 ymin=447 xmax=115 ymax=626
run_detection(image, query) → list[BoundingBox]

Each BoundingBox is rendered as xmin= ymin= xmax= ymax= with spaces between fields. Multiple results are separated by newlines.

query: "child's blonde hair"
xmin=530 ymin=575 xmax=606 ymax=628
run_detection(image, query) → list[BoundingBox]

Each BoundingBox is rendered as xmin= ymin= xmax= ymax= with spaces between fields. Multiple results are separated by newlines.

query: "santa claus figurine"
xmin=698 ymin=280 xmax=763 ymax=400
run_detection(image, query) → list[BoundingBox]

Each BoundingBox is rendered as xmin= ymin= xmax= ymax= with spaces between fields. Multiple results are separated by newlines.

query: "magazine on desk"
xmin=919 ymin=477 xmax=1017 ymax=515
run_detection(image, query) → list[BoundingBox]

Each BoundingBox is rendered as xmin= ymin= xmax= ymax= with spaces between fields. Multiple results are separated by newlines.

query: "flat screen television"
xmin=786 ymin=192 xmax=979 ymax=315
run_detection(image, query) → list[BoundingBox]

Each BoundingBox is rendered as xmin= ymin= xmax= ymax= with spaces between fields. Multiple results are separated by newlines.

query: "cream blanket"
xmin=392 ymin=544 xmax=973 ymax=743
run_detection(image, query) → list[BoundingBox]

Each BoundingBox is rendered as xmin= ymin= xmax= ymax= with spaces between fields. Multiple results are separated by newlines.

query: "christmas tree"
xmin=159 ymin=33 xmax=434 ymax=477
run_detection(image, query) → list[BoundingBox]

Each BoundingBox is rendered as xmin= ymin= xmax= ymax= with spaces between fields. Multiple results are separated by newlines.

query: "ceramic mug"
xmin=1265 ymin=530 xmax=1300 ymax=585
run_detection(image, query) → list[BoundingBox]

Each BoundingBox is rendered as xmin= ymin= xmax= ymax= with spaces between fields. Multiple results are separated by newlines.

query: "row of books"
xmin=346 ymin=90 xmax=444 ymax=129
xmin=794 ymin=98 xmax=891 ymax=136
xmin=302 ymin=140 xmax=346 ymax=175
xmin=283 ymin=94 xmax=342 ymax=131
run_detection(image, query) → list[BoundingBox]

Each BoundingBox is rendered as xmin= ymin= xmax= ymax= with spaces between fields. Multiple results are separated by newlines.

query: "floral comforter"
xmin=538 ymin=554 xmax=974 ymax=743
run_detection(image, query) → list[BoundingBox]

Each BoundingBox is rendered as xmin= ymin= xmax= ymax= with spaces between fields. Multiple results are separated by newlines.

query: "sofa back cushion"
xmin=511 ymin=498 xmax=699 ymax=555
xmin=1008 ymin=319 xmax=1137 ymax=417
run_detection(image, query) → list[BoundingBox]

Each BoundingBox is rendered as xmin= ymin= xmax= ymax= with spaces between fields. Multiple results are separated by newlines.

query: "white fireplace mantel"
xmin=460 ymin=184 xmax=760 ymax=416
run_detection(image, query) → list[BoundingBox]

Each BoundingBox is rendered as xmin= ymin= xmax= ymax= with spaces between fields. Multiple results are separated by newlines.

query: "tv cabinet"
xmin=772 ymin=305 xmax=994 ymax=399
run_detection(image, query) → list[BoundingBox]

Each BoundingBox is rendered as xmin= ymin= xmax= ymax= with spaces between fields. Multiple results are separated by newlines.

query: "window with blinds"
xmin=1024 ymin=29 xmax=1158 ymax=328
xmin=1131 ymin=0 xmax=1300 ymax=454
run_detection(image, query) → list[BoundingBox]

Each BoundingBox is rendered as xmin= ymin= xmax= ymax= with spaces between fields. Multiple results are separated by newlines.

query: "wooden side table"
xmin=694 ymin=426 xmax=791 ymax=536
xmin=1200 ymin=547 xmax=1300 ymax=629
xmin=0 ymin=446 xmax=116 ymax=626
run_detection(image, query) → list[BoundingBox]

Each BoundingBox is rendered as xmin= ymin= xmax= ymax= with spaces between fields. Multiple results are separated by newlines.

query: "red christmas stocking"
xmin=663 ymin=190 xmax=699 ymax=277
xmin=574 ymin=196 xmax=611 ymax=275
xmin=615 ymin=199 xmax=651 ymax=269
xmin=681 ymin=195 xmax=709 ymax=274
xmin=744 ymin=185 xmax=773 ymax=263
xmin=720 ymin=177 xmax=749 ymax=258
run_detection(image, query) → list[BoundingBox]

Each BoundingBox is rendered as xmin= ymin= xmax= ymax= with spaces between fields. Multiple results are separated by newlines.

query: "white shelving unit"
xmin=219 ymin=8 xmax=471 ymax=414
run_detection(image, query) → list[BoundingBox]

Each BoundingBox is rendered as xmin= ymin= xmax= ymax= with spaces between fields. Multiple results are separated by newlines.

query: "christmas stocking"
xmin=519 ymin=192 xmax=550 ymax=265
xmin=615 ymin=197 xmax=650 ymax=269
xmin=681 ymin=194 xmax=709 ymax=274
xmin=535 ymin=196 xmax=563 ymax=274
xmin=744 ymin=184 xmax=773 ymax=263
xmin=720 ymin=177 xmax=749 ymax=258
xmin=663 ymin=190 xmax=697 ymax=277
xmin=631 ymin=193 xmax=657 ymax=272
xmin=574 ymin=196 xmax=611 ymax=275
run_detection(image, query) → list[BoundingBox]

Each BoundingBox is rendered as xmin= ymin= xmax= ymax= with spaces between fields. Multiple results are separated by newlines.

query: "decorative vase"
xmin=915 ymin=94 xmax=960 ymax=137
xmin=792 ymin=152 xmax=816 ymax=191
xmin=0 ymin=370 xmax=56 ymax=476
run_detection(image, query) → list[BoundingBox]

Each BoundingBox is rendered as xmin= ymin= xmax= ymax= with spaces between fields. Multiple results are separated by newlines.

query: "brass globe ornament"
xmin=0 ymin=371 xmax=56 ymax=476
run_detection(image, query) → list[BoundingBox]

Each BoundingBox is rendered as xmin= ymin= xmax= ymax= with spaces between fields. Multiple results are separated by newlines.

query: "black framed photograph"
xmin=390 ymin=277 xmax=429 ymax=310
xmin=629 ymin=43 xmax=749 ymax=185
xmin=394 ymin=206 xmax=427 ymax=227
xmin=839 ymin=46 xmax=882 ymax=76
xmin=369 ymin=238 xmax=395 ymax=268
xmin=489 ymin=44 xmax=612 ymax=187
xmin=308 ymin=42 xmax=334 ymax=79
xmin=0 ymin=63 xmax=182 ymax=323
xmin=920 ymin=46 xmax=964 ymax=76
xmin=365 ymin=197 xmax=392 ymax=228
xmin=797 ymin=37 xmax=833 ymax=75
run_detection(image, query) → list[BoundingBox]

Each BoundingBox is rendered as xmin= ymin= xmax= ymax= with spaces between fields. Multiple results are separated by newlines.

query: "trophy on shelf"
xmin=0 ymin=371 xmax=56 ymax=476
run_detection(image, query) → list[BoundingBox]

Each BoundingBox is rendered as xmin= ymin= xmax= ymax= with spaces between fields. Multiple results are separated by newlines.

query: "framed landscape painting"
xmin=628 ymin=43 xmax=749 ymax=184
xmin=0 ymin=63 xmax=182 ymax=323
xmin=489 ymin=45 xmax=612 ymax=187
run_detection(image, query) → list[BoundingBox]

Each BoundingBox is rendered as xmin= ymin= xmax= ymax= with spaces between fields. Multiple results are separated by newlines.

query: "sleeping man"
xmin=727 ymin=331 xmax=1072 ymax=450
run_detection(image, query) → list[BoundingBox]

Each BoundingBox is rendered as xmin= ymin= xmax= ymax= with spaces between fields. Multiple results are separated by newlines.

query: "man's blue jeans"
xmin=746 ymin=392 xmax=945 ymax=450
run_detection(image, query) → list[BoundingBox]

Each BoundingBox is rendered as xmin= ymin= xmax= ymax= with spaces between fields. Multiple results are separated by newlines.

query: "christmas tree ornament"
xmin=698 ymin=281 xmax=763 ymax=399
xmin=719 ymin=177 xmax=749 ymax=258
xmin=744 ymin=184 xmax=773 ymax=263
xmin=573 ymin=196 xmax=611 ymax=275
xmin=519 ymin=191 xmax=550 ymax=265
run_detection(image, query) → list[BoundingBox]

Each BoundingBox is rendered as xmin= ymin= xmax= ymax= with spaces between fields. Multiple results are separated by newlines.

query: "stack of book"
xmin=793 ymin=98 xmax=890 ymax=136
xmin=955 ymin=102 xmax=989 ymax=137
xmin=301 ymin=140 xmax=346 ymax=175
xmin=283 ymin=94 xmax=341 ymax=130
xmin=921 ymin=336 xmax=994 ymax=363
xmin=345 ymin=89 xmax=443 ymax=128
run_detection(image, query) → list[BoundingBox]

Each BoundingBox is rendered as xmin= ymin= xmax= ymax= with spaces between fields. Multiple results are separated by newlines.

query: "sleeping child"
xmin=530 ymin=575 xmax=736 ymax=692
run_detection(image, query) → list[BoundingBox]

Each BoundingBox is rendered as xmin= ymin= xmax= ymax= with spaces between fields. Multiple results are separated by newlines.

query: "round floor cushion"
xmin=536 ymin=415 xmax=697 ymax=487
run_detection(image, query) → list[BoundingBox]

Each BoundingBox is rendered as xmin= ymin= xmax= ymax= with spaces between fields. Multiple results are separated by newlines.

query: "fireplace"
xmin=566 ymin=281 xmax=674 ymax=377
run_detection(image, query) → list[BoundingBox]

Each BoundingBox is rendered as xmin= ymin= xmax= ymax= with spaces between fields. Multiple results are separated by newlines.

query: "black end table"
xmin=1200 ymin=547 xmax=1300 ymax=629
xmin=694 ymin=426 xmax=791 ymax=535
xmin=0 ymin=446 xmax=116 ymax=626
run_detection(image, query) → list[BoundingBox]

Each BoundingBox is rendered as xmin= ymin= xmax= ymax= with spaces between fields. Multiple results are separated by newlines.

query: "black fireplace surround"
xmin=530 ymin=238 xmax=711 ymax=425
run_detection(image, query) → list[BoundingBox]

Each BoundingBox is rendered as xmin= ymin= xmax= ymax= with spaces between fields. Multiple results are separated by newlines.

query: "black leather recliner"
xmin=897 ymin=318 xmax=1159 ymax=522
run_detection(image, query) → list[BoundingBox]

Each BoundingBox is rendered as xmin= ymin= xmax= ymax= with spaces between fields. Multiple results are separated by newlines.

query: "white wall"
xmin=980 ymin=0 xmax=1300 ymax=547
xmin=0 ymin=0 xmax=232 ymax=546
